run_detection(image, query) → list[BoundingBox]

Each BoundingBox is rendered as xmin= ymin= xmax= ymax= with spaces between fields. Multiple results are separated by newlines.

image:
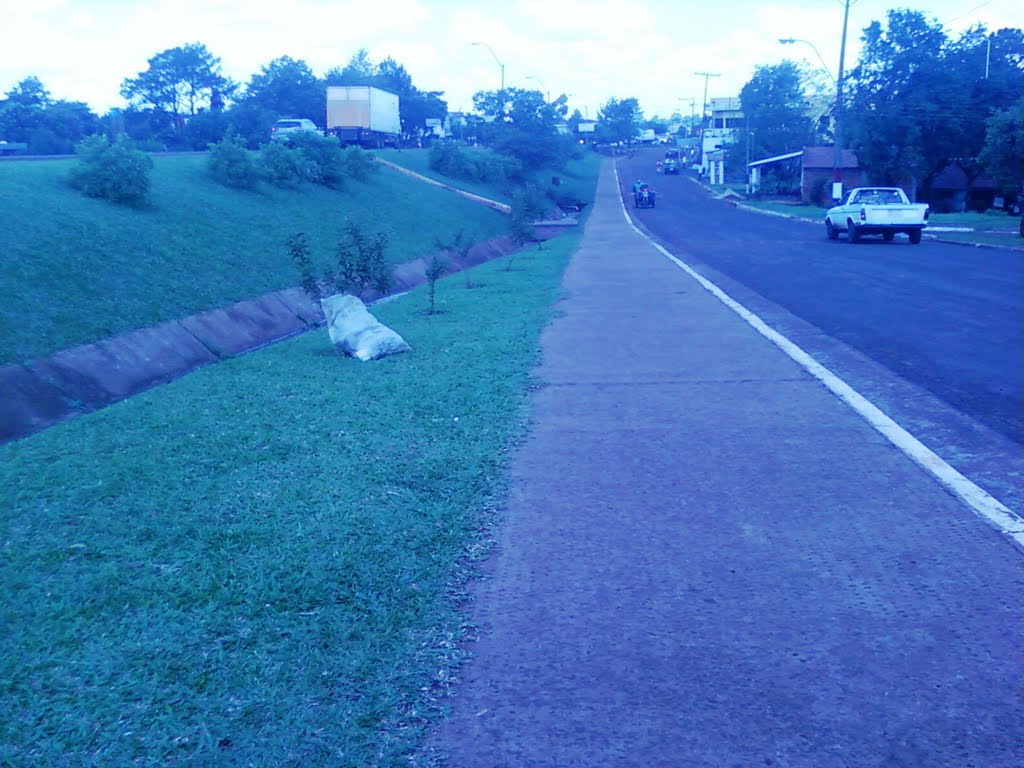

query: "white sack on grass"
xmin=320 ymin=294 xmax=411 ymax=362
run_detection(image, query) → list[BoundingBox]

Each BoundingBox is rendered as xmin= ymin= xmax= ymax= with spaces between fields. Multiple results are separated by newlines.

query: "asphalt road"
xmin=619 ymin=150 xmax=1023 ymax=450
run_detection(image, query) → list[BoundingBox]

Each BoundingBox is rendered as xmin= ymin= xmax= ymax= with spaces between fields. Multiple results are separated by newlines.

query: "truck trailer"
xmin=326 ymin=86 xmax=401 ymax=147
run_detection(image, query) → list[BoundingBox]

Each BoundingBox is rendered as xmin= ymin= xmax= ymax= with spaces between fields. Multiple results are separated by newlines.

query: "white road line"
xmin=613 ymin=163 xmax=1024 ymax=550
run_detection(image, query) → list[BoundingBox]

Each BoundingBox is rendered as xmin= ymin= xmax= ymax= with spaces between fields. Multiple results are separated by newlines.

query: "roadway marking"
xmin=612 ymin=163 xmax=1024 ymax=550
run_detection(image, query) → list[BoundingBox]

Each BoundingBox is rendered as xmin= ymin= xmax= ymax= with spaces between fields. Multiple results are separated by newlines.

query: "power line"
xmin=694 ymin=71 xmax=720 ymax=123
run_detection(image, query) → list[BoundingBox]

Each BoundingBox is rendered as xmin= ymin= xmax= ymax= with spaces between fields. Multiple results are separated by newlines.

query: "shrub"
xmin=288 ymin=233 xmax=320 ymax=301
xmin=258 ymin=141 xmax=310 ymax=188
xmin=207 ymin=129 xmax=259 ymax=190
xmin=28 ymin=127 xmax=74 ymax=156
xmin=289 ymin=132 xmax=347 ymax=189
xmin=342 ymin=146 xmax=377 ymax=182
xmin=425 ymin=256 xmax=447 ymax=314
xmin=508 ymin=185 xmax=549 ymax=254
xmin=434 ymin=229 xmax=477 ymax=289
xmin=331 ymin=220 xmax=391 ymax=295
xmin=68 ymin=134 xmax=153 ymax=206
xmin=429 ymin=141 xmax=521 ymax=184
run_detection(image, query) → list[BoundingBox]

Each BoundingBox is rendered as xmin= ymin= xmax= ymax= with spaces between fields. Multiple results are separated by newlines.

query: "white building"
xmin=701 ymin=97 xmax=743 ymax=174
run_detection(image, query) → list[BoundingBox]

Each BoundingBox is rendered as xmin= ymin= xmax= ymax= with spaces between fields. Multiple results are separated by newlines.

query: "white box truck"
xmin=326 ymin=86 xmax=401 ymax=147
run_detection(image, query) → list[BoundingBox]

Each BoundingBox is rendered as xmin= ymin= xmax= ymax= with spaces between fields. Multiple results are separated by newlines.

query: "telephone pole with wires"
xmin=833 ymin=0 xmax=851 ymax=200
xmin=694 ymin=72 xmax=720 ymax=167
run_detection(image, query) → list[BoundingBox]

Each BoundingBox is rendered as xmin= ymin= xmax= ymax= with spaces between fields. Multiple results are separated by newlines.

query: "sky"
xmin=0 ymin=0 xmax=1020 ymax=121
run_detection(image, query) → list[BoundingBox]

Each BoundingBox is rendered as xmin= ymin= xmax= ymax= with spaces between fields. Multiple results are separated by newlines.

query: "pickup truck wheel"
xmin=908 ymin=229 xmax=922 ymax=244
xmin=826 ymin=219 xmax=839 ymax=240
xmin=846 ymin=219 xmax=861 ymax=243
xmin=883 ymin=232 xmax=895 ymax=242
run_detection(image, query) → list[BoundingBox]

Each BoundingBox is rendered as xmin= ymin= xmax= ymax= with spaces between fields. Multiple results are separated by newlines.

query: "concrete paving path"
xmin=428 ymin=161 xmax=1022 ymax=767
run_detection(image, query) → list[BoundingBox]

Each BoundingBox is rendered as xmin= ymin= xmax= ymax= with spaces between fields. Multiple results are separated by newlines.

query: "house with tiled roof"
xmin=746 ymin=146 xmax=866 ymax=203
xmin=800 ymin=146 xmax=867 ymax=204
xmin=930 ymin=161 xmax=998 ymax=212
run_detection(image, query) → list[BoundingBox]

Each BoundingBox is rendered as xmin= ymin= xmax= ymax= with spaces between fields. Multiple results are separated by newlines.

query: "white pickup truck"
xmin=825 ymin=187 xmax=930 ymax=244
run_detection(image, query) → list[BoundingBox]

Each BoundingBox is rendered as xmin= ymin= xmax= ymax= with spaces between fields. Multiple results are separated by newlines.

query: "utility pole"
xmin=746 ymin=117 xmax=752 ymax=194
xmin=694 ymin=72 xmax=720 ymax=129
xmin=833 ymin=0 xmax=850 ymax=200
xmin=694 ymin=72 xmax=720 ymax=169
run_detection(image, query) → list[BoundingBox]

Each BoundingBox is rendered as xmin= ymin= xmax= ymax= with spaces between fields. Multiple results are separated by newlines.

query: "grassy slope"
xmin=376 ymin=148 xmax=603 ymax=210
xmin=0 ymin=235 xmax=580 ymax=767
xmin=0 ymin=155 xmax=509 ymax=365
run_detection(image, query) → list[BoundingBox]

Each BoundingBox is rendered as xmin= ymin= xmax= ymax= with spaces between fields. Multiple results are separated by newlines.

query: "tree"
xmin=739 ymin=62 xmax=815 ymax=157
xmin=4 ymin=76 xmax=50 ymax=107
xmin=325 ymin=49 xmax=375 ymax=86
xmin=120 ymin=43 xmax=235 ymax=131
xmin=566 ymin=108 xmax=584 ymax=134
xmin=0 ymin=77 xmax=99 ymax=153
xmin=596 ymin=97 xmax=642 ymax=146
xmin=472 ymin=87 xmax=571 ymax=170
xmin=846 ymin=11 xmax=956 ymax=194
xmin=241 ymin=56 xmax=323 ymax=124
xmin=845 ymin=11 xmax=1023 ymax=197
xmin=643 ymin=116 xmax=669 ymax=134
xmin=978 ymin=98 xmax=1023 ymax=192
xmin=376 ymin=57 xmax=447 ymax=141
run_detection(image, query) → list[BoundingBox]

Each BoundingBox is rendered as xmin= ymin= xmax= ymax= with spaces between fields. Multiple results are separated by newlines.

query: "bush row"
xmin=66 ymin=132 xmax=378 ymax=206
xmin=208 ymin=131 xmax=378 ymax=191
xmin=428 ymin=142 xmax=522 ymax=185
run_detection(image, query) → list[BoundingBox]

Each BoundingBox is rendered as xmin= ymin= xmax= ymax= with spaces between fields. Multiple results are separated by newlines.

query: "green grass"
xmin=0 ymin=234 xmax=579 ymax=767
xmin=375 ymin=148 xmax=602 ymax=212
xmin=924 ymin=229 xmax=1022 ymax=247
xmin=926 ymin=210 xmax=1021 ymax=232
xmin=0 ymin=155 xmax=510 ymax=365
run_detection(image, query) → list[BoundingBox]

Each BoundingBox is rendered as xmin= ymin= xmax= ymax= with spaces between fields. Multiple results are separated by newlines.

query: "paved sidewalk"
xmin=428 ymin=161 xmax=1022 ymax=767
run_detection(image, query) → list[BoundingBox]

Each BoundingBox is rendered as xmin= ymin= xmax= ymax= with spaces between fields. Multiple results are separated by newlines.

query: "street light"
xmin=470 ymin=41 xmax=505 ymax=93
xmin=779 ymin=0 xmax=850 ymax=199
xmin=778 ymin=38 xmax=837 ymax=85
xmin=525 ymin=75 xmax=548 ymax=103
xmin=678 ymin=97 xmax=696 ymax=136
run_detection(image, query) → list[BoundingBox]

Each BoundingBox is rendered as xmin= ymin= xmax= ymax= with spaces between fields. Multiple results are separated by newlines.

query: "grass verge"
xmin=0 ymin=155 xmax=509 ymax=366
xmin=0 ymin=234 xmax=577 ymax=767
xmin=375 ymin=148 xmax=602 ymax=212
xmin=923 ymin=230 xmax=1022 ymax=247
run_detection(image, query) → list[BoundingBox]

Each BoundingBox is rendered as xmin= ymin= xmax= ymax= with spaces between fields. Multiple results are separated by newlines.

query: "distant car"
xmin=664 ymin=159 xmax=680 ymax=175
xmin=270 ymin=118 xmax=321 ymax=142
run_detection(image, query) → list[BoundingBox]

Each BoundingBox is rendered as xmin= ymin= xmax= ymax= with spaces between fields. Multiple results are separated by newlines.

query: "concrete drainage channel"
xmin=2 ymin=152 xmax=583 ymax=445
xmin=0 ymin=233 xmax=560 ymax=445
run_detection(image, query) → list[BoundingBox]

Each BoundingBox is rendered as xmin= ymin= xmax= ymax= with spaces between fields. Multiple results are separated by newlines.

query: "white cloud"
xmin=0 ymin=0 xmax=1018 ymax=118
